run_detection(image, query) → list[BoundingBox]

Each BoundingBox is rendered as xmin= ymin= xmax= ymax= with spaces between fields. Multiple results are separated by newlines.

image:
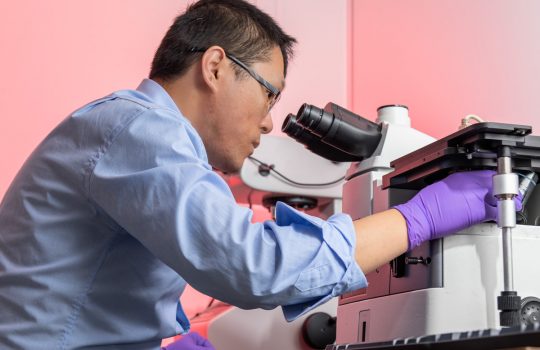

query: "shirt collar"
xmin=136 ymin=78 xmax=181 ymax=114
xmin=135 ymin=78 xmax=210 ymax=165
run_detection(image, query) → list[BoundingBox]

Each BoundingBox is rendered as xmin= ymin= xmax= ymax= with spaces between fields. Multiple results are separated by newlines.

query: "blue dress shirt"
xmin=0 ymin=79 xmax=366 ymax=349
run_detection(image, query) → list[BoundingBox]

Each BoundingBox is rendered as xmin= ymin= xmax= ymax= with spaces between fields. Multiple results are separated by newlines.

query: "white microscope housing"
xmin=336 ymin=119 xmax=540 ymax=346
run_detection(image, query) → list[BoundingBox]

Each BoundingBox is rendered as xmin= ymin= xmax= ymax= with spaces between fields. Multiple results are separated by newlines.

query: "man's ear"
xmin=200 ymin=46 xmax=227 ymax=92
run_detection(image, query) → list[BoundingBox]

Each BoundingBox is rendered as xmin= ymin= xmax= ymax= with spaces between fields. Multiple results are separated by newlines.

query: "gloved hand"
xmin=162 ymin=332 xmax=216 ymax=350
xmin=394 ymin=170 xmax=523 ymax=250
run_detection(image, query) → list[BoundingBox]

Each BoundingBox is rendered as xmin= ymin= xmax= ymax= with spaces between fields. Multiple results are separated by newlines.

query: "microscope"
xmin=282 ymin=102 xmax=540 ymax=349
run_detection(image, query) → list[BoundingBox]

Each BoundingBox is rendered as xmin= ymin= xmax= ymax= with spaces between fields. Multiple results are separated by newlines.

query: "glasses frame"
xmin=190 ymin=47 xmax=281 ymax=111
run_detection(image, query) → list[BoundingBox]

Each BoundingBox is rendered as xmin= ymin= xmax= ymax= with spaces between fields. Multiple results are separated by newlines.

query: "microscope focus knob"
xmin=520 ymin=296 xmax=540 ymax=326
xmin=498 ymin=291 xmax=521 ymax=326
xmin=301 ymin=312 xmax=336 ymax=349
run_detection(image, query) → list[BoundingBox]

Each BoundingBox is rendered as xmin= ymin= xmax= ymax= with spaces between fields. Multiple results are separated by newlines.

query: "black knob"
xmin=498 ymin=291 xmax=522 ymax=327
xmin=301 ymin=312 xmax=336 ymax=349
xmin=404 ymin=256 xmax=432 ymax=265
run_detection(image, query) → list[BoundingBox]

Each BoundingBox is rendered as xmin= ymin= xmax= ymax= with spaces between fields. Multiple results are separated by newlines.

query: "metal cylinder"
xmin=497 ymin=200 xmax=517 ymax=228
xmin=376 ymin=105 xmax=410 ymax=127
xmin=501 ymin=227 xmax=514 ymax=291
xmin=495 ymin=148 xmax=516 ymax=294
xmin=497 ymin=156 xmax=513 ymax=174
xmin=493 ymin=173 xmax=519 ymax=198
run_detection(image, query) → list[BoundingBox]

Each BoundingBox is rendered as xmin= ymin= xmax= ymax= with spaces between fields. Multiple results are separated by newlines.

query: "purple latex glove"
xmin=162 ymin=332 xmax=215 ymax=350
xmin=394 ymin=170 xmax=523 ymax=250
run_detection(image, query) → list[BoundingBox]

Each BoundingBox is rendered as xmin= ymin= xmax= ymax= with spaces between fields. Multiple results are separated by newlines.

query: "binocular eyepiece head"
xmin=282 ymin=103 xmax=382 ymax=162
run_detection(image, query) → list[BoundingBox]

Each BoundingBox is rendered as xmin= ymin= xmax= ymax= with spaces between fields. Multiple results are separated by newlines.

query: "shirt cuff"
xmin=274 ymin=202 xmax=367 ymax=321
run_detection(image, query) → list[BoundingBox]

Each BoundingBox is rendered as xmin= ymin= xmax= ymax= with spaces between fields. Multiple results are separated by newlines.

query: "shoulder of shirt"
xmin=76 ymin=89 xmax=194 ymax=132
xmin=112 ymin=90 xmax=178 ymax=115
xmin=71 ymin=88 xmax=208 ymax=163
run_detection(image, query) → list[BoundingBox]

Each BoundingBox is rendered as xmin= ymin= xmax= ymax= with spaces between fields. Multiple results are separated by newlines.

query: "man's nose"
xmin=260 ymin=112 xmax=273 ymax=134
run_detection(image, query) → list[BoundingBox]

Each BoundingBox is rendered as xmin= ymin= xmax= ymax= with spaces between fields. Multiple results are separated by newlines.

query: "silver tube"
xmin=497 ymin=151 xmax=516 ymax=292
xmin=497 ymin=199 xmax=516 ymax=228
xmin=493 ymin=174 xmax=519 ymax=198
xmin=497 ymin=156 xmax=512 ymax=174
xmin=501 ymin=227 xmax=514 ymax=291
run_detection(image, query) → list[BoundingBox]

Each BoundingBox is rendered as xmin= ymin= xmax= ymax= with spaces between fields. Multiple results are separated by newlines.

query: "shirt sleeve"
xmin=88 ymin=107 xmax=367 ymax=321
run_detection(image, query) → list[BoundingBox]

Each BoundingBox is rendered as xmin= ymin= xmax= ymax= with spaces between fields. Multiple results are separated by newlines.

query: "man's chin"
xmin=211 ymin=162 xmax=243 ymax=175
xmin=219 ymin=169 xmax=241 ymax=176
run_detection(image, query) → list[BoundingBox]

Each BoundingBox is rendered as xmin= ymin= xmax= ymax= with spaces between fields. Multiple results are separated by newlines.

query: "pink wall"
xmin=350 ymin=0 xmax=540 ymax=139
xmin=0 ymin=0 xmax=348 ymax=200
xmin=0 ymin=1 xmax=190 ymax=198
xmin=257 ymin=0 xmax=349 ymax=130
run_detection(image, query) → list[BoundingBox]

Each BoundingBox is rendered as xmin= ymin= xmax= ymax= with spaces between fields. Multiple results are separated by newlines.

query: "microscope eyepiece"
xmin=282 ymin=114 xmax=304 ymax=138
xmin=296 ymin=104 xmax=333 ymax=137
xmin=282 ymin=113 xmax=357 ymax=162
xmin=282 ymin=103 xmax=383 ymax=162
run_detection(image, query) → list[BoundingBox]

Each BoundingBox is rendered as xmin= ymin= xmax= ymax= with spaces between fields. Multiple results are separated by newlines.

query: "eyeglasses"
xmin=190 ymin=47 xmax=281 ymax=112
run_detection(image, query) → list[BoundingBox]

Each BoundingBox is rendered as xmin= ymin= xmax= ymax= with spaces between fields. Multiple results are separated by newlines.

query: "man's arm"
xmin=354 ymin=209 xmax=407 ymax=274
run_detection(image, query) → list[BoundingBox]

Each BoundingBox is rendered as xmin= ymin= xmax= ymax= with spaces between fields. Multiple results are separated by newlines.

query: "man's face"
xmin=205 ymin=46 xmax=285 ymax=173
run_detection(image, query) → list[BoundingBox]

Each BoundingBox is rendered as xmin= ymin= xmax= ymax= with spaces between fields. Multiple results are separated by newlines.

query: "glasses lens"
xmin=268 ymin=92 xmax=281 ymax=112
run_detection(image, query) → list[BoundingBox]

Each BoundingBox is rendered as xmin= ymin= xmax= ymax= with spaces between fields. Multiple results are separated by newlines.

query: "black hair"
xmin=149 ymin=0 xmax=297 ymax=82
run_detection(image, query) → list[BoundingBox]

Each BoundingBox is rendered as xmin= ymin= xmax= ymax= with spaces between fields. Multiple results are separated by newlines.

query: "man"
xmin=0 ymin=0 xmax=515 ymax=349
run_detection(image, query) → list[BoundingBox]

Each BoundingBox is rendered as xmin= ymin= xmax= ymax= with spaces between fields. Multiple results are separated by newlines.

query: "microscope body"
xmin=338 ymin=196 xmax=540 ymax=344
xmin=336 ymin=122 xmax=540 ymax=344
